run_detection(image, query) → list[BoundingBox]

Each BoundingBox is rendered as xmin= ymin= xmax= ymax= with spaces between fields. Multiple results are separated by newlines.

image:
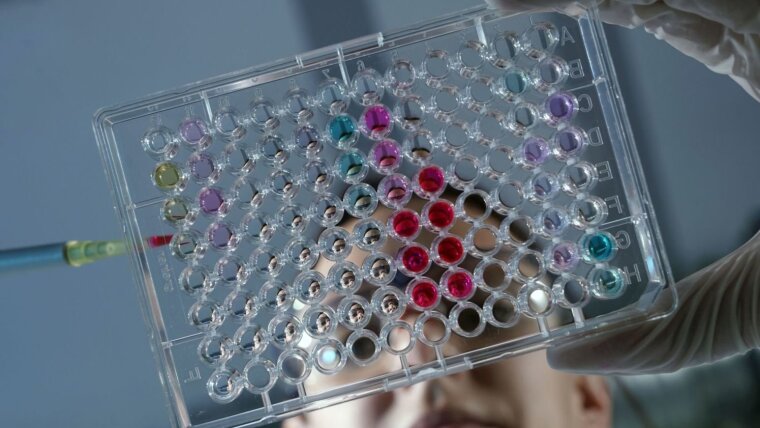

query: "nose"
xmin=390 ymin=334 xmax=476 ymax=414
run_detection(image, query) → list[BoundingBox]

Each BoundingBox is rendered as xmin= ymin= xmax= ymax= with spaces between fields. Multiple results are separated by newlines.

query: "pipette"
xmin=0 ymin=235 xmax=172 ymax=274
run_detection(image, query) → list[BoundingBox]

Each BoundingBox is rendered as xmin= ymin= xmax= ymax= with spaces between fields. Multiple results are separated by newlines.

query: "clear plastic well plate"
xmin=94 ymin=5 xmax=673 ymax=427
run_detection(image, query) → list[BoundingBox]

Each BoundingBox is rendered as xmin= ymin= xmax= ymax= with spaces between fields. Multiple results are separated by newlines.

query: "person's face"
xmin=285 ymin=351 xmax=610 ymax=428
xmin=286 ymin=195 xmax=611 ymax=428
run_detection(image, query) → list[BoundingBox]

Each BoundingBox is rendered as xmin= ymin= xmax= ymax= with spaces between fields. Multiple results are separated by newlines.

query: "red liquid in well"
xmin=418 ymin=165 xmax=445 ymax=193
xmin=392 ymin=210 xmax=420 ymax=238
xmin=411 ymin=280 xmax=439 ymax=309
xmin=401 ymin=245 xmax=430 ymax=273
xmin=437 ymin=236 xmax=464 ymax=264
xmin=447 ymin=271 xmax=474 ymax=299
xmin=427 ymin=201 xmax=455 ymax=229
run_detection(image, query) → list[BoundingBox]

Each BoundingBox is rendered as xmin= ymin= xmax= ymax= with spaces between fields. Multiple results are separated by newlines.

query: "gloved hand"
xmin=548 ymin=231 xmax=760 ymax=374
xmin=489 ymin=0 xmax=760 ymax=374
xmin=488 ymin=0 xmax=760 ymax=102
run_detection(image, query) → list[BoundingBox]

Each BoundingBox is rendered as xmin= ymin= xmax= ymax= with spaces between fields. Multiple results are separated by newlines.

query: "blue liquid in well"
xmin=503 ymin=71 xmax=527 ymax=94
xmin=585 ymin=233 xmax=615 ymax=262
xmin=592 ymin=268 xmax=625 ymax=297
xmin=337 ymin=152 xmax=364 ymax=179
xmin=329 ymin=115 xmax=357 ymax=143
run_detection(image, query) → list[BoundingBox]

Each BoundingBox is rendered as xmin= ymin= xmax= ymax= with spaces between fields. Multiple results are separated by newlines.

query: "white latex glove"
xmin=489 ymin=0 xmax=760 ymax=374
xmin=488 ymin=0 xmax=760 ymax=102
xmin=548 ymin=231 xmax=760 ymax=374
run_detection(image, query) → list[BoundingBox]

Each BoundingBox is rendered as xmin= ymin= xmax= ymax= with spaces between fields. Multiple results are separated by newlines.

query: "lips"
xmin=410 ymin=410 xmax=504 ymax=428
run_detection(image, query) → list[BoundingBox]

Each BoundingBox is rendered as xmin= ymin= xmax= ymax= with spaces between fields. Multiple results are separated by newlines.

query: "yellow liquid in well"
xmin=154 ymin=162 xmax=180 ymax=189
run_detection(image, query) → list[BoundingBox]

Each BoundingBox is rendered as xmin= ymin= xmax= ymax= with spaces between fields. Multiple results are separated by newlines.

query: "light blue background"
xmin=2 ymin=1 xmax=759 ymax=426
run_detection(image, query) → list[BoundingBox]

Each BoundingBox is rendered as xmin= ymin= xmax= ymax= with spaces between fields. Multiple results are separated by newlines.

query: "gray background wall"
xmin=1 ymin=0 xmax=759 ymax=426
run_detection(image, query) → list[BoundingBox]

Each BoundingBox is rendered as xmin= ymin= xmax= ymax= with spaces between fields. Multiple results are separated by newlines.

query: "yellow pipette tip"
xmin=64 ymin=240 xmax=128 ymax=267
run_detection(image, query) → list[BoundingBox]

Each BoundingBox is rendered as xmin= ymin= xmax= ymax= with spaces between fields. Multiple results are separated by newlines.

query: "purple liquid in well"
xmin=180 ymin=118 xmax=208 ymax=144
xmin=209 ymin=223 xmax=233 ymax=249
xmin=542 ymin=209 xmax=565 ymax=233
xmin=557 ymin=130 xmax=580 ymax=154
xmin=364 ymin=105 xmax=391 ymax=133
xmin=552 ymin=242 xmax=579 ymax=270
xmin=523 ymin=138 xmax=549 ymax=165
xmin=190 ymin=153 xmax=214 ymax=180
xmin=372 ymin=140 xmax=401 ymax=169
xmin=382 ymin=176 xmax=410 ymax=202
xmin=546 ymin=92 xmax=575 ymax=120
xmin=532 ymin=174 xmax=554 ymax=197
xmin=199 ymin=188 xmax=224 ymax=214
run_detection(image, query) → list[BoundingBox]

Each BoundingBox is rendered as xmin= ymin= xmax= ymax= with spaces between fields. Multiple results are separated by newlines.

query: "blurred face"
xmin=285 ymin=352 xmax=609 ymax=428
xmin=285 ymin=194 xmax=611 ymax=428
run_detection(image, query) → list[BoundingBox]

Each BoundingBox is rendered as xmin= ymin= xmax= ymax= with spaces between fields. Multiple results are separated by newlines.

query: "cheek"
xmin=304 ymin=394 xmax=389 ymax=428
xmin=490 ymin=353 xmax=575 ymax=424
xmin=470 ymin=352 xmax=568 ymax=400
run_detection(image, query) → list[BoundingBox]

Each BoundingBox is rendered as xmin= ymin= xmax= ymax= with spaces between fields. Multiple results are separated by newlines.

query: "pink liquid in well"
xmin=437 ymin=236 xmax=464 ymax=264
xmin=401 ymin=245 xmax=430 ymax=274
xmin=411 ymin=280 xmax=439 ymax=309
xmin=418 ymin=165 xmax=445 ymax=194
xmin=447 ymin=271 xmax=474 ymax=300
xmin=427 ymin=201 xmax=455 ymax=229
xmin=392 ymin=210 xmax=420 ymax=238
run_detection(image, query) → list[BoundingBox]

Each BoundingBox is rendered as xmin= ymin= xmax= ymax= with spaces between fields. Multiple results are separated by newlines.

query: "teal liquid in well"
xmin=337 ymin=152 xmax=364 ymax=179
xmin=503 ymin=71 xmax=527 ymax=94
xmin=590 ymin=268 xmax=625 ymax=298
xmin=584 ymin=232 xmax=615 ymax=262
xmin=329 ymin=115 xmax=357 ymax=143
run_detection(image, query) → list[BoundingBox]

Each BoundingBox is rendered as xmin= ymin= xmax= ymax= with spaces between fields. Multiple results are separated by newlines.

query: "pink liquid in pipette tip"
xmin=147 ymin=235 xmax=173 ymax=248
